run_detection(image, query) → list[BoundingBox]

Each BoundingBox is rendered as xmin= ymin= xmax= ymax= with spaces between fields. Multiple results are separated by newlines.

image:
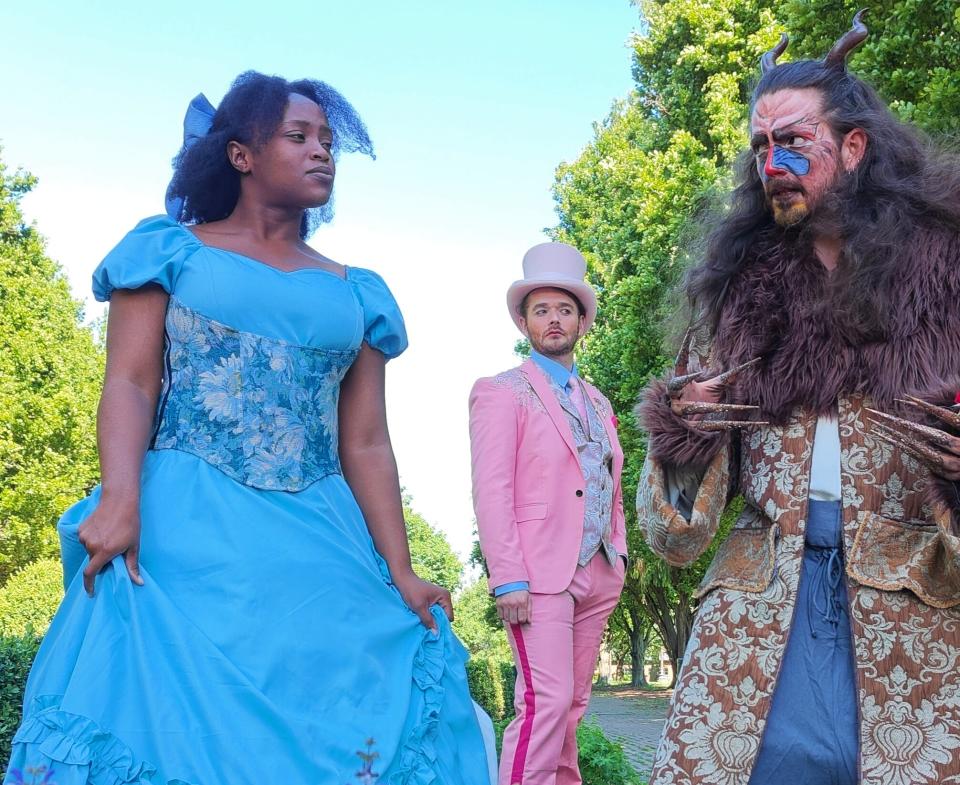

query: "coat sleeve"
xmin=634 ymin=327 xmax=734 ymax=567
xmin=469 ymin=377 xmax=529 ymax=590
xmin=636 ymin=446 xmax=731 ymax=568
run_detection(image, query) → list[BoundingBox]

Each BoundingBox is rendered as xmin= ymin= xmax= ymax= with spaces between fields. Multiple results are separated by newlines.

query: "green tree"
xmin=403 ymin=497 xmax=462 ymax=593
xmin=0 ymin=152 xmax=104 ymax=583
xmin=553 ymin=0 xmax=960 ymax=685
xmin=780 ymin=0 xmax=960 ymax=135
xmin=452 ymin=578 xmax=511 ymax=662
xmin=553 ymin=0 xmax=776 ymax=684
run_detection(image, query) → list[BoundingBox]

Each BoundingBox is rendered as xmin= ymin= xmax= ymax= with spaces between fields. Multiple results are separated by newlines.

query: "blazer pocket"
xmin=694 ymin=510 xmax=779 ymax=599
xmin=847 ymin=511 xmax=960 ymax=608
xmin=515 ymin=502 xmax=548 ymax=523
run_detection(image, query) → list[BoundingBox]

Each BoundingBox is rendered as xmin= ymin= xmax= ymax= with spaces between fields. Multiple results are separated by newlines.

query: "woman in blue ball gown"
xmin=4 ymin=71 xmax=490 ymax=785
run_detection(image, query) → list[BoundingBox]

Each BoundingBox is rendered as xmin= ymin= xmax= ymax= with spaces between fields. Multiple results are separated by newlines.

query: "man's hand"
xmin=496 ymin=589 xmax=533 ymax=625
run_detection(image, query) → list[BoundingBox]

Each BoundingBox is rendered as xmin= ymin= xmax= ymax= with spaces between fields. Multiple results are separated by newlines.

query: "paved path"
xmin=585 ymin=688 xmax=670 ymax=780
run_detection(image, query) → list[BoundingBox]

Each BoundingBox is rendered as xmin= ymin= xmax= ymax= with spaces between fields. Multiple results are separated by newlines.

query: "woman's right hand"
xmin=78 ymin=497 xmax=144 ymax=596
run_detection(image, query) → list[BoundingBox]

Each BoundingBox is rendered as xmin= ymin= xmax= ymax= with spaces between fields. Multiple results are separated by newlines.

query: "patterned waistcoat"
xmin=550 ymin=377 xmax=617 ymax=565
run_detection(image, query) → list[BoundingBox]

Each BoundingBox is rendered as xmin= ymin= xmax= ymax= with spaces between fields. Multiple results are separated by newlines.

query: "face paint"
xmin=772 ymin=145 xmax=810 ymax=176
xmin=752 ymin=89 xmax=846 ymax=226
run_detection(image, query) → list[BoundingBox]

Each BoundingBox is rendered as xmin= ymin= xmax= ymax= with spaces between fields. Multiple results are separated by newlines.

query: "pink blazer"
xmin=469 ymin=359 xmax=626 ymax=595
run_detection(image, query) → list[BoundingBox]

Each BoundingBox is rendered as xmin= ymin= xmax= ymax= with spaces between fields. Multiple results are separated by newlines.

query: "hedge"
xmin=0 ymin=633 xmax=41 ymax=765
xmin=0 ymin=557 xmax=63 ymax=637
xmin=466 ymin=654 xmax=506 ymax=721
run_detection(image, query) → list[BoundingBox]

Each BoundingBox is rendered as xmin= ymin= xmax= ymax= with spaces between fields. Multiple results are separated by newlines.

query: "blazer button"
xmin=575 ymin=489 xmax=584 ymax=497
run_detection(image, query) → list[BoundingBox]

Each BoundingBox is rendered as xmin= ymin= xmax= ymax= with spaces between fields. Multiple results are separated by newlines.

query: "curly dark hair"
xmin=687 ymin=59 xmax=960 ymax=343
xmin=165 ymin=70 xmax=374 ymax=239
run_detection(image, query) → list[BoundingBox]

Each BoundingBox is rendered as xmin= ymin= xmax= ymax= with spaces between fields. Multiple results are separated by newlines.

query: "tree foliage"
xmin=0 ymin=151 xmax=104 ymax=583
xmin=403 ymin=498 xmax=463 ymax=593
xmin=780 ymin=0 xmax=960 ymax=135
xmin=452 ymin=578 xmax=511 ymax=662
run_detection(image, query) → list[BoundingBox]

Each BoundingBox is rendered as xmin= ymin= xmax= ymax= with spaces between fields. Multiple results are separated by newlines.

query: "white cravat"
xmin=809 ymin=414 xmax=842 ymax=502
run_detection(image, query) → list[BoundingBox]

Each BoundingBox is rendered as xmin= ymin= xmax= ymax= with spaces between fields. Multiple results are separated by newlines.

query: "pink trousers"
xmin=499 ymin=553 xmax=625 ymax=785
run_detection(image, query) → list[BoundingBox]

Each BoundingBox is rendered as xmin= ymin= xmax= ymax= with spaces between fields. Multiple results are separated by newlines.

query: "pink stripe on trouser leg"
xmin=499 ymin=592 xmax=575 ymax=785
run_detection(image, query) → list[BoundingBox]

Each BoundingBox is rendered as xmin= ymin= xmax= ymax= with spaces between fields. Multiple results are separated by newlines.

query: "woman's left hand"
xmin=393 ymin=570 xmax=454 ymax=632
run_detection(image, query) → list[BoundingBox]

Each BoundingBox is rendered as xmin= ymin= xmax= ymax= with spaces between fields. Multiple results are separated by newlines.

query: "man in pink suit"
xmin=469 ymin=242 xmax=627 ymax=785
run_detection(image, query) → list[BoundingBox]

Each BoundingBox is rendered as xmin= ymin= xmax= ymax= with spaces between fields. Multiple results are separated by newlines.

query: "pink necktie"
xmin=567 ymin=379 xmax=589 ymax=425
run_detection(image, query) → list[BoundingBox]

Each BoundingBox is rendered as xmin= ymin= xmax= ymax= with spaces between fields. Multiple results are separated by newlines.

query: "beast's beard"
xmin=767 ymin=170 xmax=850 ymax=229
xmin=767 ymin=182 xmax=812 ymax=227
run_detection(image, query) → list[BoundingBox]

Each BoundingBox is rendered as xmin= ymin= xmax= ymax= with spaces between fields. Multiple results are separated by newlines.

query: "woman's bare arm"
xmin=79 ymin=286 xmax=167 ymax=594
xmin=338 ymin=344 xmax=452 ymax=631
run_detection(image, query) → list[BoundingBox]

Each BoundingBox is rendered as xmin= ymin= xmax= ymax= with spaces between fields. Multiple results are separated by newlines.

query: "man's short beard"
xmin=772 ymin=198 xmax=810 ymax=227
xmin=532 ymin=334 xmax=579 ymax=357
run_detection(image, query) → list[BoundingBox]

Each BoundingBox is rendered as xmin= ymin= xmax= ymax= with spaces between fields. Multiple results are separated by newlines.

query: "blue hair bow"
xmin=165 ymin=93 xmax=217 ymax=219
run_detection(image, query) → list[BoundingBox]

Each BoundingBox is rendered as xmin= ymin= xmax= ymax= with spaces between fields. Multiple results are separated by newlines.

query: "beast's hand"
xmin=668 ymin=357 xmax=767 ymax=431
xmin=866 ymin=396 xmax=960 ymax=482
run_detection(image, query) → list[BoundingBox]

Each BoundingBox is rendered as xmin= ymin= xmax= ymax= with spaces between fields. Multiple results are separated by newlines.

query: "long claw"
xmin=864 ymin=409 xmax=956 ymax=449
xmin=679 ymin=402 xmax=761 ymax=417
xmin=673 ymin=328 xmax=693 ymax=371
xmin=710 ymin=357 xmax=762 ymax=387
xmin=667 ymin=369 xmax=707 ymax=395
xmin=897 ymin=395 xmax=960 ymax=431
xmin=871 ymin=422 xmax=947 ymax=472
xmin=693 ymin=420 xmax=769 ymax=432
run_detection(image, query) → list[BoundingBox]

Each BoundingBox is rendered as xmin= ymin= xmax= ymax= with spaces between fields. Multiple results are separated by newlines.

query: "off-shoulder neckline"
xmin=173 ymin=220 xmax=351 ymax=281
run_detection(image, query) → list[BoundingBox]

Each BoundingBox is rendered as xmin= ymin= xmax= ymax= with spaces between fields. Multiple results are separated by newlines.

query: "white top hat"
xmin=506 ymin=242 xmax=597 ymax=333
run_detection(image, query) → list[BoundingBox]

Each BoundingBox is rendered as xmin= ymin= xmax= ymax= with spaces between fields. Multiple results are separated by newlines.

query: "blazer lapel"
xmin=522 ymin=359 xmax=579 ymax=462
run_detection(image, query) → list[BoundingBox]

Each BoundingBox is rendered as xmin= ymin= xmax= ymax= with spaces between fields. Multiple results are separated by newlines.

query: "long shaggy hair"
xmin=165 ymin=71 xmax=374 ymax=239
xmin=675 ymin=60 xmax=960 ymax=423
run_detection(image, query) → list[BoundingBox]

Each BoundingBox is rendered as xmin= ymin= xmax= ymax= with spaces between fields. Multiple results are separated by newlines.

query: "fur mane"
xmin=710 ymin=225 xmax=960 ymax=423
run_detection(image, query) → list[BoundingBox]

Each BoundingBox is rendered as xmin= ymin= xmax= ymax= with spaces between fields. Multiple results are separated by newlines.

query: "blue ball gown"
xmin=4 ymin=216 xmax=490 ymax=785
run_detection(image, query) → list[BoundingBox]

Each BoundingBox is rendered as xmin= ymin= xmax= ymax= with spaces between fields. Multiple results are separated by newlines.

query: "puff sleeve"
xmin=349 ymin=267 xmax=409 ymax=360
xmin=92 ymin=215 xmax=196 ymax=301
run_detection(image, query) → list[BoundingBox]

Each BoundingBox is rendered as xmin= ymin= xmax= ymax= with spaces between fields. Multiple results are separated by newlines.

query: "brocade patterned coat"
xmin=636 ymin=229 xmax=960 ymax=785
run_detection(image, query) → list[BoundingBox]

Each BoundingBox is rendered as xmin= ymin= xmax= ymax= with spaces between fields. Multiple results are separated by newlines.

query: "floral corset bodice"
xmin=151 ymin=298 xmax=358 ymax=491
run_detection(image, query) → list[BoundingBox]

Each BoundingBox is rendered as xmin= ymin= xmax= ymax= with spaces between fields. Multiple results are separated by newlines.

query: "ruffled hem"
xmin=10 ymin=696 xmax=193 ymax=785
xmin=383 ymin=606 xmax=448 ymax=785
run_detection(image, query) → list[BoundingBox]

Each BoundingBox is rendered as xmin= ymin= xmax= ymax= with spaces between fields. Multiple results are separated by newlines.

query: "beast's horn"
xmin=761 ymin=33 xmax=789 ymax=74
xmin=824 ymin=9 xmax=869 ymax=69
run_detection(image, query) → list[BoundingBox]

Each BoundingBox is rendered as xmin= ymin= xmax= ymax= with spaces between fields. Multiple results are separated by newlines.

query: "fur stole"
xmin=712 ymin=226 xmax=960 ymax=422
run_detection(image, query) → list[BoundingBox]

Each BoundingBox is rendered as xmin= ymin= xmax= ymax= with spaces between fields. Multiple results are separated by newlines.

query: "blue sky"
xmin=2 ymin=0 xmax=640 ymax=562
